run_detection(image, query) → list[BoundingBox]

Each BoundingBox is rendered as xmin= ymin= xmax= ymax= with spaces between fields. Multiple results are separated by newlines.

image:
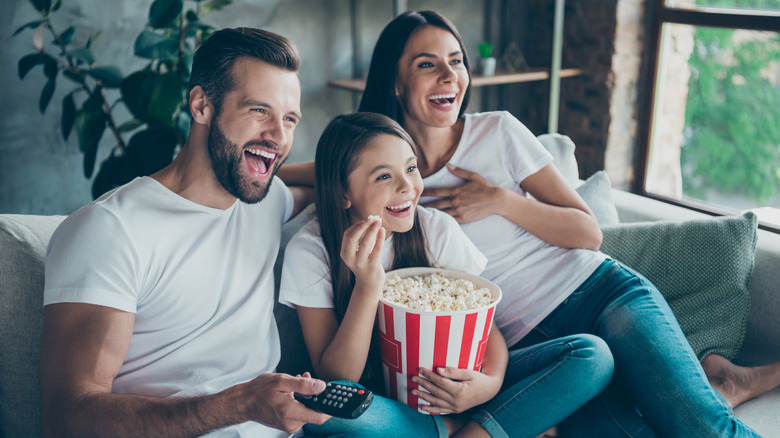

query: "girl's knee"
xmin=570 ymin=334 xmax=614 ymax=387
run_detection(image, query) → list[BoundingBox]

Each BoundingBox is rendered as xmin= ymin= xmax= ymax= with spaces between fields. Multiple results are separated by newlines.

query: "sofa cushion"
xmin=599 ymin=212 xmax=757 ymax=361
xmin=0 ymin=214 xmax=65 ymax=438
xmin=576 ymin=171 xmax=619 ymax=226
xmin=537 ymin=133 xmax=579 ymax=186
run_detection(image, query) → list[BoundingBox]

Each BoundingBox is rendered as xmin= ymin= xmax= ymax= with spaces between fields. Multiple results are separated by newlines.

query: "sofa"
xmin=2 ymin=134 xmax=779 ymax=437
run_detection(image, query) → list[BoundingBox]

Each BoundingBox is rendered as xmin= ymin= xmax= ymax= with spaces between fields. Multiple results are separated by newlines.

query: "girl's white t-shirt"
xmin=279 ymin=206 xmax=487 ymax=310
xmin=421 ymin=111 xmax=606 ymax=347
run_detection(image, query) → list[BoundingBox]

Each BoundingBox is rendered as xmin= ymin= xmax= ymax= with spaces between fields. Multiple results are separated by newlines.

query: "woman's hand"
xmin=340 ymin=218 xmax=386 ymax=293
xmin=411 ymin=366 xmax=503 ymax=414
xmin=421 ymin=164 xmax=507 ymax=224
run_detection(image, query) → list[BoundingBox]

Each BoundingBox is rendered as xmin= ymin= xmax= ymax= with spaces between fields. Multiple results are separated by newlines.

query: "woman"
xmin=354 ymin=9 xmax=764 ymax=438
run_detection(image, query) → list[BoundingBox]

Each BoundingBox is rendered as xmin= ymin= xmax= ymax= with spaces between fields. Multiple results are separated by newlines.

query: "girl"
xmin=279 ymin=112 xmax=613 ymax=438
xmin=353 ymin=9 xmax=765 ymax=438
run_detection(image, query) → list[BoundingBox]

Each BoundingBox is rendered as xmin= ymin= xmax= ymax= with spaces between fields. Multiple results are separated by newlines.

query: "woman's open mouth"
xmin=427 ymin=93 xmax=457 ymax=109
xmin=245 ymin=147 xmax=277 ymax=178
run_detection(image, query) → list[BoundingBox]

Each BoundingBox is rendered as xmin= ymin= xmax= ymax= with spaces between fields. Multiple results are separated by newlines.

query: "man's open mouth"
xmin=245 ymin=147 xmax=277 ymax=177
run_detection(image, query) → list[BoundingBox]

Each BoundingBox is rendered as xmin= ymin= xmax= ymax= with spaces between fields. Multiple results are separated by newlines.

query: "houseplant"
xmin=477 ymin=41 xmax=496 ymax=76
xmin=14 ymin=0 xmax=232 ymax=199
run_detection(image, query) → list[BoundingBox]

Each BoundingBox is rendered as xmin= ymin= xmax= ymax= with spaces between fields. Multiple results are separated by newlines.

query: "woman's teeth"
xmin=386 ymin=200 xmax=413 ymax=212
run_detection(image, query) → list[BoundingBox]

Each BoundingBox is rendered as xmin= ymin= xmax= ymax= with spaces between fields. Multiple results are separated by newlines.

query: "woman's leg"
xmin=469 ymin=334 xmax=614 ymax=438
xmin=534 ymin=259 xmax=760 ymax=437
xmin=701 ymin=354 xmax=780 ymax=408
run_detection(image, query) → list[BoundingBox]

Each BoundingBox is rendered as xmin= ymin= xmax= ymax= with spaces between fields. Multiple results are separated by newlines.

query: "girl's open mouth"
xmin=245 ymin=147 xmax=276 ymax=178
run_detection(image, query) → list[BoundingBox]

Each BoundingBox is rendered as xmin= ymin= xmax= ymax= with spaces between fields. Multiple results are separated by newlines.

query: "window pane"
xmin=666 ymin=0 xmax=780 ymax=13
xmin=647 ymin=23 xmax=780 ymax=226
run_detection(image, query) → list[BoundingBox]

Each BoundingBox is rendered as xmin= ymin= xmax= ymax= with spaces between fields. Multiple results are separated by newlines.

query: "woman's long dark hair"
xmin=358 ymin=10 xmax=472 ymax=126
xmin=314 ymin=112 xmax=431 ymax=323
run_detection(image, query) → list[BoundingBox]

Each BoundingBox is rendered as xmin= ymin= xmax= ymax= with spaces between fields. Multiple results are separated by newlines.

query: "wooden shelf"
xmin=327 ymin=68 xmax=583 ymax=93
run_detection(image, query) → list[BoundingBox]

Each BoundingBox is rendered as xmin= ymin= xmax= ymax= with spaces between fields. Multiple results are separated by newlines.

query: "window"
xmin=640 ymin=0 xmax=780 ymax=231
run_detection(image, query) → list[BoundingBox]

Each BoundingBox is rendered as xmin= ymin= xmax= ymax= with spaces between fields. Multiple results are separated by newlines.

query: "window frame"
xmin=636 ymin=0 xmax=780 ymax=232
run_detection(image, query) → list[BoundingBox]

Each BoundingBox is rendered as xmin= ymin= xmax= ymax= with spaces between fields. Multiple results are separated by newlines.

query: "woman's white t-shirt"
xmin=421 ymin=111 xmax=606 ymax=347
xmin=279 ymin=206 xmax=487 ymax=309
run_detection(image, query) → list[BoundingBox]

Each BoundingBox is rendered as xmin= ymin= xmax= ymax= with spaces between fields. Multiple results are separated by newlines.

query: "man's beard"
xmin=207 ymin=118 xmax=285 ymax=204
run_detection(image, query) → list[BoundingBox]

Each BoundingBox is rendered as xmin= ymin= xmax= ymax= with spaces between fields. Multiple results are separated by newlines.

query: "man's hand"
xmin=242 ymin=372 xmax=331 ymax=434
xmin=421 ymin=164 xmax=506 ymax=224
xmin=411 ymin=366 xmax=503 ymax=414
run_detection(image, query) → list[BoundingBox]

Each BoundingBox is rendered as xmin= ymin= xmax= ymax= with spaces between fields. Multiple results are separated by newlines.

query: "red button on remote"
xmin=358 ymin=389 xmax=365 ymax=395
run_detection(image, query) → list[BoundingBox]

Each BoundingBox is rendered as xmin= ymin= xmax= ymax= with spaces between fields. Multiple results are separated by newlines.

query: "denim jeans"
xmin=304 ymin=334 xmax=613 ymax=438
xmin=516 ymin=258 xmax=760 ymax=438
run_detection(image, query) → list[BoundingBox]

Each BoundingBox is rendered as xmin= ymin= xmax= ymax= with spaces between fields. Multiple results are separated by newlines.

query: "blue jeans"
xmin=515 ymin=258 xmax=760 ymax=437
xmin=303 ymin=335 xmax=613 ymax=438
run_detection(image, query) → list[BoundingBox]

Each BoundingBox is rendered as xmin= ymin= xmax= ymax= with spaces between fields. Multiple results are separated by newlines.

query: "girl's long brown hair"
xmin=314 ymin=112 xmax=431 ymax=390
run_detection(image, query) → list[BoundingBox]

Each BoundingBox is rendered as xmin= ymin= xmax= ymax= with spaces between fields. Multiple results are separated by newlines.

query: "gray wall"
xmin=1 ymin=0 xmax=487 ymax=215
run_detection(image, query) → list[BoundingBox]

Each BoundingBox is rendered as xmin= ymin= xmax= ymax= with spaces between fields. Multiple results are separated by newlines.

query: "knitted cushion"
xmin=600 ymin=212 xmax=757 ymax=361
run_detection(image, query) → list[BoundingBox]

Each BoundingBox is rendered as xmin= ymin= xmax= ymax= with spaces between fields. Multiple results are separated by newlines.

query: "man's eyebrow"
xmin=240 ymin=100 xmax=302 ymax=120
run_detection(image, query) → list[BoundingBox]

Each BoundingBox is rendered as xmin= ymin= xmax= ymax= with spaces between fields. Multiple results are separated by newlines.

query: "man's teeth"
xmin=246 ymin=148 xmax=276 ymax=159
xmin=387 ymin=200 xmax=413 ymax=211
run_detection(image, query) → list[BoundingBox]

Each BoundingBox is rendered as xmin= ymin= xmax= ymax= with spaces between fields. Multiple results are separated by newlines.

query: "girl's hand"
xmin=340 ymin=218 xmax=386 ymax=293
xmin=421 ymin=164 xmax=506 ymax=224
xmin=411 ymin=366 xmax=503 ymax=414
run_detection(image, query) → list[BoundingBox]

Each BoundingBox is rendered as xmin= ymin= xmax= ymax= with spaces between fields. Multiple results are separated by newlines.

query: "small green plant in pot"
xmin=14 ymin=0 xmax=232 ymax=199
xmin=477 ymin=41 xmax=496 ymax=76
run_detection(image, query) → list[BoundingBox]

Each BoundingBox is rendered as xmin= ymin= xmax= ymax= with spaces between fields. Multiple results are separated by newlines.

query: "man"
xmin=40 ymin=27 xmax=330 ymax=437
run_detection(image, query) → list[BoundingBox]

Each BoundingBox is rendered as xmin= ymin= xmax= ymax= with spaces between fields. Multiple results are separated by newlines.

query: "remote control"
xmin=295 ymin=381 xmax=373 ymax=419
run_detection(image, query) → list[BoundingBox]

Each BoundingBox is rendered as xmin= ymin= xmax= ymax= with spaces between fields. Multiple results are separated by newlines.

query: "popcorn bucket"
xmin=377 ymin=267 xmax=502 ymax=414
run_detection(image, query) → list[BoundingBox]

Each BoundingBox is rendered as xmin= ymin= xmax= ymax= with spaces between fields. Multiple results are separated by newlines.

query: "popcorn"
xmin=367 ymin=215 xmax=382 ymax=223
xmin=382 ymin=272 xmax=495 ymax=312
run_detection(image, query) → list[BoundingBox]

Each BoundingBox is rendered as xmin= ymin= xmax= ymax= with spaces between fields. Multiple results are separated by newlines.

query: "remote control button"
xmin=358 ymin=389 xmax=365 ymax=395
xmin=347 ymin=393 xmax=352 ymax=397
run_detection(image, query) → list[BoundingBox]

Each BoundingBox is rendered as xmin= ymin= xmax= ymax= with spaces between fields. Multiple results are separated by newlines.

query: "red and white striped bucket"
xmin=377 ymin=268 xmax=502 ymax=414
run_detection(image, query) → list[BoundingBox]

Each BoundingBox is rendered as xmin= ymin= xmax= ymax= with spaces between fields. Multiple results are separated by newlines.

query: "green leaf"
xmin=12 ymin=19 xmax=44 ymax=37
xmin=18 ymin=52 xmax=45 ymax=79
xmin=50 ymin=0 xmax=61 ymax=12
xmin=147 ymin=72 xmax=185 ymax=126
xmin=62 ymin=69 xmax=85 ymax=83
xmin=86 ymin=31 xmax=100 ymax=49
xmin=43 ymin=57 xmax=58 ymax=79
xmin=39 ymin=77 xmax=56 ymax=113
xmin=62 ymin=93 xmax=76 ymax=140
xmin=121 ymin=70 xmax=155 ymax=121
xmin=202 ymin=0 xmax=232 ymax=14
xmin=75 ymin=89 xmax=108 ymax=178
xmin=88 ymin=66 xmax=124 ymax=88
xmin=149 ymin=0 xmax=183 ymax=29
xmin=126 ymin=126 xmax=178 ymax=175
xmin=60 ymin=26 xmax=75 ymax=45
xmin=185 ymin=10 xmax=198 ymax=22
xmin=29 ymin=0 xmax=51 ymax=13
xmin=134 ymin=30 xmax=178 ymax=60
xmin=117 ymin=119 xmax=144 ymax=133
xmin=66 ymin=48 xmax=95 ymax=65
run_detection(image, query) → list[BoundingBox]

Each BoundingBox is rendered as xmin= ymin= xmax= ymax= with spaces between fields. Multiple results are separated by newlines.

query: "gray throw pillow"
xmin=576 ymin=171 xmax=620 ymax=226
xmin=599 ymin=212 xmax=758 ymax=361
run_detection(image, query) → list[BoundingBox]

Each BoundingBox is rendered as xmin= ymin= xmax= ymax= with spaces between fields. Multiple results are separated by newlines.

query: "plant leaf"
xmin=117 ymin=119 xmax=144 ymax=133
xmin=121 ymin=70 xmax=155 ymax=122
xmin=185 ymin=10 xmax=198 ymax=22
xmin=60 ymin=26 xmax=75 ymax=45
xmin=18 ymin=52 xmax=45 ymax=79
xmin=43 ymin=57 xmax=58 ymax=79
xmin=12 ymin=20 xmax=44 ymax=37
xmin=149 ymin=0 xmax=183 ymax=29
xmin=88 ymin=66 xmax=124 ymax=88
xmin=50 ymin=0 xmax=61 ymax=12
xmin=126 ymin=126 xmax=178 ymax=175
xmin=86 ymin=31 xmax=100 ymax=49
xmin=33 ymin=24 xmax=44 ymax=51
xmin=39 ymin=77 xmax=56 ymax=113
xmin=75 ymin=89 xmax=108 ymax=177
xmin=66 ymin=48 xmax=95 ymax=65
xmin=62 ymin=69 xmax=85 ymax=83
xmin=147 ymin=72 xmax=185 ymax=126
xmin=134 ymin=30 xmax=178 ymax=60
xmin=62 ymin=93 xmax=76 ymax=140
xmin=202 ymin=0 xmax=232 ymax=14
xmin=29 ymin=0 xmax=51 ymax=13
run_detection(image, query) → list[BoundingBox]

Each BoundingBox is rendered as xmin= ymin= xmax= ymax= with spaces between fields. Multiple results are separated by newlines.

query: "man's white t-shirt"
xmin=44 ymin=176 xmax=294 ymax=438
xmin=421 ymin=112 xmax=606 ymax=348
xmin=278 ymin=206 xmax=487 ymax=310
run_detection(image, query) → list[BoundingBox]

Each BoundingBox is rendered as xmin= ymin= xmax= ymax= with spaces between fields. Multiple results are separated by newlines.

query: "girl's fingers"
xmin=355 ymin=220 xmax=382 ymax=256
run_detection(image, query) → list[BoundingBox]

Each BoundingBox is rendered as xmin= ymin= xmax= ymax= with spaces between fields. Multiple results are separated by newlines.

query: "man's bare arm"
xmin=40 ymin=303 xmax=329 ymax=438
